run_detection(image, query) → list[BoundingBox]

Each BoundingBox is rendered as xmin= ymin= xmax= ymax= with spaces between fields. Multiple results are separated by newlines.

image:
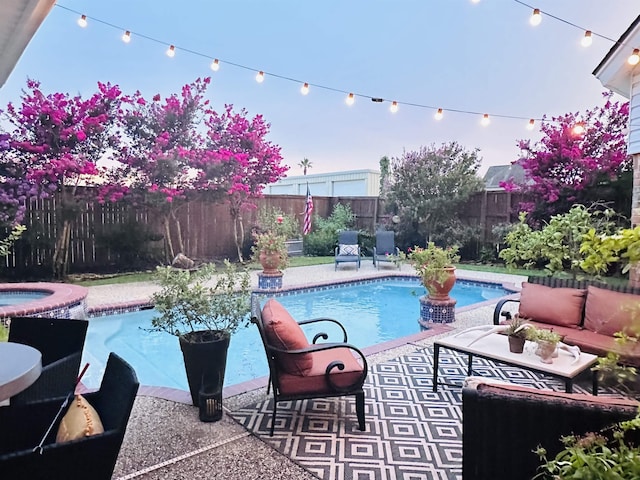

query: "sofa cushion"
xmin=584 ymin=286 xmax=640 ymax=337
xmin=562 ymin=329 xmax=640 ymax=367
xmin=278 ymin=347 xmax=364 ymax=396
xmin=476 ymin=382 xmax=638 ymax=410
xmin=261 ymin=298 xmax=313 ymax=376
xmin=518 ymin=282 xmax=586 ymax=328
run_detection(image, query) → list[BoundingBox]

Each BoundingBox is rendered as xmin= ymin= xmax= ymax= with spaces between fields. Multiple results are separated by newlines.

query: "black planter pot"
xmin=508 ymin=335 xmax=526 ymax=354
xmin=179 ymin=330 xmax=230 ymax=411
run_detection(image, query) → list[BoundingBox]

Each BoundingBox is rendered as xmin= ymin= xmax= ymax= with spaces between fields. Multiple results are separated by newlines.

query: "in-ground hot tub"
xmin=0 ymin=283 xmax=88 ymax=320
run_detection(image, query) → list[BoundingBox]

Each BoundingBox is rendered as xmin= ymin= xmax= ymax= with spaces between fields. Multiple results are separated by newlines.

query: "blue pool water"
xmin=82 ymin=278 xmax=509 ymax=390
xmin=0 ymin=291 xmax=49 ymax=306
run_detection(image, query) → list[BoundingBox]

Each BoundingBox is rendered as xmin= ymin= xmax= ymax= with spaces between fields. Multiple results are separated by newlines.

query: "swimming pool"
xmin=82 ymin=277 xmax=510 ymax=391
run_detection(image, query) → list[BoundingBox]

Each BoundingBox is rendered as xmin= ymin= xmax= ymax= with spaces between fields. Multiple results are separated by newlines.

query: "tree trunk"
xmin=232 ymin=214 xmax=244 ymax=263
xmin=52 ymin=219 xmax=72 ymax=279
xmin=163 ymin=215 xmax=175 ymax=262
xmin=170 ymin=209 xmax=185 ymax=256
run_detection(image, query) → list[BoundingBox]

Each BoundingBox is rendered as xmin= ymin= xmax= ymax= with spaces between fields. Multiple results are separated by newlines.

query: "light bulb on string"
xmin=581 ymin=31 xmax=592 ymax=47
xmin=345 ymin=93 xmax=355 ymax=106
xmin=481 ymin=114 xmax=490 ymax=126
xmin=300 ymin=83 xmax=309 ymax=95
xmin=122 ymin=31 xmax=131 ymax=43
xmin=390 ymin=101 xmax=399 ymax=113
xmin=256 ymin=71 xmax=265 ymax=83
xmin=77 ymin=15 xmax=87 ymax=28
xmin=210 ymin=59 xmax=220 ymax=71
xmin=470 ymin=0 xmax=480 ymax=3
xmin=166 ymin=45 xmax=175 ymax=57
xmin=527 ymin=119 xmax=535 ymax=130
xmin=629 ymin=49 xmax=640 ymax=66
xmin=530 ymin=8 xmax=542 ymax=26
xmin=572 ymin=122 xmax=585 ymax=135
xmin=434 ymin=108 xmax=444 ymax=120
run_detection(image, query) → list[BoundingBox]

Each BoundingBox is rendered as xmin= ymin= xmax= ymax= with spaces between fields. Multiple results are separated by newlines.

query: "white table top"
xmin=0 ymin=342 xmax=42 ymax=402
xmin=436 ymin=329 xmax=598 ymax=377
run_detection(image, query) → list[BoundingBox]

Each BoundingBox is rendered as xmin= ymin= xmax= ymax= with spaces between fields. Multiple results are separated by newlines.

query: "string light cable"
xmin=53 ymin=3 xmax=634 ymax=128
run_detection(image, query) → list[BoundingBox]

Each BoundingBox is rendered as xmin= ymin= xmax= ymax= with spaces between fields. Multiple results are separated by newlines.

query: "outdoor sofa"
xmin=462 ymin=378 xmax=640 ymax=480
xmin=493 ymin=276 xmax=640 ymax=366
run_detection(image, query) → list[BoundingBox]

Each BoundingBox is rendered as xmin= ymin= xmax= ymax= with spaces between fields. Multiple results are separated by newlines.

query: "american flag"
xmin=303 ymin=184 xmax=313 ymax=235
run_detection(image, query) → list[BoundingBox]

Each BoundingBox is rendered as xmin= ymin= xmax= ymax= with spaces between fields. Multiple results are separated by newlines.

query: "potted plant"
xmin=505 ymin=314 xmax=531 ymax=353
xmin=255 ymin=206 xmax=302 ymax=256
xmin=251 ymin=231 xmax=289 ymax=274
xmin=527 ymin=327 xmax=561 ymax=364
xmin=149 ymin=261 xmax=251 ymax=419
xmin=407 ymin=242 xmax=460 ymax=301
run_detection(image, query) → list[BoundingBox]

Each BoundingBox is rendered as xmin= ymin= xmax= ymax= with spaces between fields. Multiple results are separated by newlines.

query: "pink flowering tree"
xmin=103 ymin=78 xmax=226 ymax=262
xmin=502 ymin=92 xmax=630 ymax=224
xmin=204 ymin=105 xmax=287 ymax=262
xmin=1 ymin=79 xmax=123 ymax=278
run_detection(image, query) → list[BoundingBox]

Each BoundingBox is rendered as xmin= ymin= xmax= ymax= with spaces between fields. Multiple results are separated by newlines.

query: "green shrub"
xmin=304 ymin=203 xmax=356 ymax=256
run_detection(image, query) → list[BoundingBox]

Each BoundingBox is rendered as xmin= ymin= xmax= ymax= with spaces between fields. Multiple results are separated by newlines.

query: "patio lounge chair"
xmin=372 ymin=230 xmax=400 ymax=269
xmin=334 ymin=230 xmax=361 ymax=270
xmin=0 ymin=352 xmax=139 ymax=480
xmin=251 ymin=297 xmax=368 ymax=436
xmin=8 ymin=317 xmax=88 ymax=405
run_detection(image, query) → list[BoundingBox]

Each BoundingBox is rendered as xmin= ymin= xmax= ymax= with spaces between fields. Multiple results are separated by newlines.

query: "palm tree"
xmin=298 ymin=158 xmax=312 ymax=176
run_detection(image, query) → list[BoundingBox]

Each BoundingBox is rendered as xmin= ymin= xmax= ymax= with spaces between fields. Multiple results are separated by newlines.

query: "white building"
xmin=266 ymin=169 xmax=381 ymax=197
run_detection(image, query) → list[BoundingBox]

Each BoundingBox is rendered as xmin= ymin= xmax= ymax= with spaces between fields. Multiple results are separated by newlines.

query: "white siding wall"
xmin=266 ymin=170 xmax=381 ymax=197
xmin=629 ymin=73 xmax=640 ymax=155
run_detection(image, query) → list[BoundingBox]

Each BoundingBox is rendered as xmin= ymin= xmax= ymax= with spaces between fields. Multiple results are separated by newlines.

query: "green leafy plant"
xmin=407 ymin=242 xmax=460 ymax=286
xmin=526 ymin=327 xmax=561 ymax=344
xmin=534 ymin=413 xmax=640 ymax=479
xmin=255 ymin=206 xmax=300 ymax=239
xmin=304 ymin=203 xmax=356 ymax=256
xmin=580 ymin=225 xmax=640 ymax=276
xmin=250 ymin=231 xmax=289 ymax=270
xmin=150 ymin=261 xmax=251 ymax=339
xmin=505 ymin=314 xmax=531 ymax=339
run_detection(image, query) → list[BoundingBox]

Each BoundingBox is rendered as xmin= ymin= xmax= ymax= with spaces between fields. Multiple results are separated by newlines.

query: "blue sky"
xmin=0 ymin=0 xmax=637 ymax=177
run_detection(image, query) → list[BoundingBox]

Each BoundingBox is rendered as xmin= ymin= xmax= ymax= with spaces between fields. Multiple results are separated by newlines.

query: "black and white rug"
xmin=231 ymin=346 xmax=598 ymax=480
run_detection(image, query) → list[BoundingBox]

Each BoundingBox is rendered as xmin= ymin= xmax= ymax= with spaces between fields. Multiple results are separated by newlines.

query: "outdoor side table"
xmin=0 ymin=342 xmax=42 ymax=402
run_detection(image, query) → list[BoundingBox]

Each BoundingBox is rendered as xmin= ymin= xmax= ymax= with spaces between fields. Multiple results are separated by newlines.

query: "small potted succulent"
xmin=505 ymin=315 xmax=531 ymax=353
xmin=527 ymin=327 xmax=561 ymax=364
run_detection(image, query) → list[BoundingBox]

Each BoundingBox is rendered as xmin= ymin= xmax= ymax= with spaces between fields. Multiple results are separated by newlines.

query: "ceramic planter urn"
xmin=424 ymin=267 xmax=457 ymax=302
xmin=259 ymin=251 xmax=282 ymax=274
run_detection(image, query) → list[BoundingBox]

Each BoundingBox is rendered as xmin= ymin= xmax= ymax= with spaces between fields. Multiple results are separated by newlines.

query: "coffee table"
xmin=432 ymin=329 xmax=599 ymax=394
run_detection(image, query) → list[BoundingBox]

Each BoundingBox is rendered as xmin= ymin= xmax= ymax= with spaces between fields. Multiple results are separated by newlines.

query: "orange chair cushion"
xmin=56 ymin=394 xmax=104 ymax=443
xmin=278 ymin=347 xmax=364 ymax=396
xmin=261 ymin=299 xmax=313 ymax=375
xmin=518 ymin=282 xmax=586 ymax=328
xmin=583 ymin=286 xmax=640 ymax=337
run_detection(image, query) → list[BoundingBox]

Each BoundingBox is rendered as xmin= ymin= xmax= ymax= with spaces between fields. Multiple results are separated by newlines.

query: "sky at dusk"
xmin=0 ymin=0 xmax=638 ymax=178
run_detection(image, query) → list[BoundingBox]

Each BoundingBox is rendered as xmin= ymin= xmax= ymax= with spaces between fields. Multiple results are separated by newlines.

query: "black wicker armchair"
xmin=251 ymin=297 xmax=368 ymax=436
xmin=462 ymin=380 xmax=639 ymax=480
xmin=0 ymin=352 xmax=139 ymax=480
xmin=8 ymin=317 xmax=88 ymax=405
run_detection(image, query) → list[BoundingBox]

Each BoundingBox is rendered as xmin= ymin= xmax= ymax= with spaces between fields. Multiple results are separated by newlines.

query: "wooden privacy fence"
xmin=2 ymin=190 xmax=522 ymax=277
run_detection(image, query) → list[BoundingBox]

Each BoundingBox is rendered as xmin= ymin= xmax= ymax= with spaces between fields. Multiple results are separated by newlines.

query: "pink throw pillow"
xmin=518 ymin=282 xmax=586 ymax=328
xmin=584 ymin=286 xmax=640 ymax=337
xmin=261 ymin=299 xmax=313 ymax=375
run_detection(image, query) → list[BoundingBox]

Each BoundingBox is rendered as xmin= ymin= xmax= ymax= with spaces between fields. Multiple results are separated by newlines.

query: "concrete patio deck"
xmin=86 ymin=263 xmax=527 ymax=480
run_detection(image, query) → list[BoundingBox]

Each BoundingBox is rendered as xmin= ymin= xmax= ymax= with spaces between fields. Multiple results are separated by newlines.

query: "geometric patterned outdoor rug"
xmin=231 ymin=346 xmax=597 ymax=480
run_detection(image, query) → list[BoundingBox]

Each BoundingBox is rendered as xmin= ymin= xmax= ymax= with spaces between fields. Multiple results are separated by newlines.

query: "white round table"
xmin=0 ymin=342 xmax=42 ymax=402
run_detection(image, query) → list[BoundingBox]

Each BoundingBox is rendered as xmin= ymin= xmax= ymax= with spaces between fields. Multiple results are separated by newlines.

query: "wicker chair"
xmin=8 ymin=317 xmax=88 ymax=405
xmin=334 ymin=230 xmax=361 ymax=270
xmin=251 ymin=297 xmax=368 ymax=436
xmin=372 ymin=230 xmax=400 ymax=269
xmin=462 ymin=380 xmax=640 ymax=480
xmin=0 ymin=352 xmax=139 ymax=480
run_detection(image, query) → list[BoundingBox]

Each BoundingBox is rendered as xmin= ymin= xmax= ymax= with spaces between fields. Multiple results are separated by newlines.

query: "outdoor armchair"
xmin=0 ymin=352 xmax=139 ymax=480
xmin=334 ymin=230 xmax=361 ymax=270
xmin=8 ymin=317 xmax=88 ymax=405
xmin=372 ymin=230 xmax=400 ymax=269
xmin=251 ymin=297 xmax=368 ymax=436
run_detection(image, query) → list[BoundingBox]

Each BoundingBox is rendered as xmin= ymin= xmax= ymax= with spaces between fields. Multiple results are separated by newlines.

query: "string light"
xmin=345 ymin=93 xmax=355 ymax=106
xmin=390 ymin=101 xmax=399 ymax=113
xmin=166 ymin=45 xmax=175 ymax=57
xmin=481 ymin=114 xmax=490 ymax=126
xmin=300 ymin=82 xmax=309 ymax=95
xmin=527 ymin=119 xmax=535 ymax=130
xmin=530 ymin=8 xmax=542 ymax=26
xmin=581 ymin=30 xmax=592 ymax=47
xmin=122 ymin=30 xmax=131 ymax=43
xmin=629 ymin=49 xmax=640 ymax=66
xmin=54 ymin=3 xmax=628 ymax=129
xmin=256 ymin=71 xmax=265 ymax=83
